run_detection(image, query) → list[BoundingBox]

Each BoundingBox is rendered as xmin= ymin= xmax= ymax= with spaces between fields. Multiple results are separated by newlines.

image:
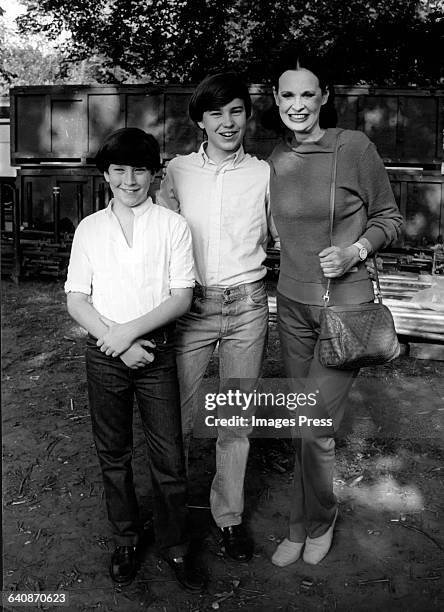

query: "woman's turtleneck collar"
xmin=285 ymin=127 xmax=339 ymax=153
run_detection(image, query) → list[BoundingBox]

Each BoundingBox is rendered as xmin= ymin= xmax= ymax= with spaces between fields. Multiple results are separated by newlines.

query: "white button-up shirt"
xmin=65 ymin=197 xmax=194 ymax=323
xmin=157 ymin=144 xmax=279 ymax=287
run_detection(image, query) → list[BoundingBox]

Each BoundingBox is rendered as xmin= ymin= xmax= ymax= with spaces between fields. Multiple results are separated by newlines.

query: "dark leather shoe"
xmin=220 ymin=524 xmax=253 ymax=562
xmin=167 ymin=556 xmax=205 ymax=592
xmin=109 ymin=546 xmax=137 ymax=585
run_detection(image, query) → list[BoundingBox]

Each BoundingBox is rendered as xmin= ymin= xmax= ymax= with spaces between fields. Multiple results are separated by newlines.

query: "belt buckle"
xmin=223 ymin=286 xmax=234 ymax=302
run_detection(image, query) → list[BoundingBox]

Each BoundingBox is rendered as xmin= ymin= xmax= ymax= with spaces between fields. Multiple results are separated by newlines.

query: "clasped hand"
xmin=119 ymin=339 xmax=156 ymax=369
xmin=318 ymin=245 xmax=357 ymax=278
xmin=97 ymin=317 xmax=156 ymax=369
xmin=97 ymin=320 xmax=135 ymax=356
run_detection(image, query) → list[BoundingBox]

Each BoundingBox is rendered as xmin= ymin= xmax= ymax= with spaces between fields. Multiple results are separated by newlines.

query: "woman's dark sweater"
xmin=268 ymin=128 xmax=403 ymax=306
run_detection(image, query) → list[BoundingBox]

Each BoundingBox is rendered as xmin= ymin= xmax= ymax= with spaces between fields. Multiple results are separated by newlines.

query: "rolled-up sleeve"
xmin=64 ymin=222 xmax=93 ymax=295
xmin=359 ymin=143 xmax=404 ymax=250
xmin=169 ymin=215 xmax=195 ymax=289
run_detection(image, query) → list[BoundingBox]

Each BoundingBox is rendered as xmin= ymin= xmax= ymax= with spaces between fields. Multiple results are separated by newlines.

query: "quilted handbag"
xmin=318 ymin=132 xmax=400 ymax=369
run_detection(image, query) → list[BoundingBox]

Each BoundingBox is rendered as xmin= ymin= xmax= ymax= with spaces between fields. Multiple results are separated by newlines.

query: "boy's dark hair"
xmin=95 ymin=128 xmax=162 ymax=173
xmin=189 ymin=72 xmax=252 ymax=123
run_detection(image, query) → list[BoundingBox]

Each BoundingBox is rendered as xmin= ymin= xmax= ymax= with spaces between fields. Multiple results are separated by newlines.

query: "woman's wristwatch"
xmin=352 ymin=241 xmax=368 ymax=261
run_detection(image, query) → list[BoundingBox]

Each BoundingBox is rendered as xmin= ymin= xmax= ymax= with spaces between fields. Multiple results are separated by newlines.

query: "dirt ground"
xmin=2 ymin=279 xmax=444 ymax=612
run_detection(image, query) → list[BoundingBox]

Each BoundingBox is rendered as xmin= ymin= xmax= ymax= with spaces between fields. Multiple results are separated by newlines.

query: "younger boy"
xmin=157 ymin=74 xmax=279 ymax=562
xmin=65 ymin=128 xmax=204 ymax=590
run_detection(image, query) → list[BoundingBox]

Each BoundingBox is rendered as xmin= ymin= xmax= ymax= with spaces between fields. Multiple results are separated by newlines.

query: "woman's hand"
xmin=318 ymin=246 xmax=358 ymax=278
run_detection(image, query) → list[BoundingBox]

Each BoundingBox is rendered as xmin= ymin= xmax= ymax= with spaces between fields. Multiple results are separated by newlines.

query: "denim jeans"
xmin=175 ymin=280 xmax=268 ymax=528
xmin=277 ymin=292 xmax=359 ymax=541
xmin=85 ymin=328 xmax=189 ymax=559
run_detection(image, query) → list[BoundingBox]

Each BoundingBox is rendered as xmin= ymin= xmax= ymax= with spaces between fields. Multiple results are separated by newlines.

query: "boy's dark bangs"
xmin=204 ymin=87 xmax=243 ymax=111
xmin=105 ymin=141 xmax=153 ymax=168
xmin=95 ymin=128 xmax=161 ymax=172
xmin=205 ymin=83 xmax=250 ymax=115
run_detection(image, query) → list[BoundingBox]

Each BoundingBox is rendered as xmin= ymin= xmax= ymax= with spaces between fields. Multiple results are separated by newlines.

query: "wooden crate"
xmin=10 ymin=84 xmax=444 ymax=166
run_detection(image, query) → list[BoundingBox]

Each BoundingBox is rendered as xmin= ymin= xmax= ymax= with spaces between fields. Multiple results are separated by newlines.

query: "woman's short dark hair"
xmin=264 ymin=43 xmax=337 ymax=131
xmin=95 ymin=128 xmax=162 ymax=173
xmin=270 ymin=44 xmax=333 ymax=93
xmin=189 ymin=72 xmax=252 ymax=123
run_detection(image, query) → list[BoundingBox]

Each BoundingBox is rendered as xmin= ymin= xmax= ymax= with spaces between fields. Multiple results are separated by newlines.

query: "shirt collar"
xmin=105 ymin=196 xmax=153 ymax=218
xmin=198 ymin=142 xmax=246 ymax=168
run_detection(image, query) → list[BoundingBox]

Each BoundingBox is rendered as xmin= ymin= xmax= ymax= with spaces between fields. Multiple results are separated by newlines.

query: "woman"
xmin=268 ymin=48 xmax=403 ymax=566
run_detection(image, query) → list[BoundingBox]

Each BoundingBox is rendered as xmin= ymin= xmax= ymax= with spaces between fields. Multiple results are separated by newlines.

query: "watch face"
xmin=359 ymin=248 xmax=368 ymax=260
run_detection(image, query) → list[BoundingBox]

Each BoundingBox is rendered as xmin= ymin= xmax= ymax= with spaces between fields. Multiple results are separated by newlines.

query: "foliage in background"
xmin=2 ymin=0 xmax=444 ymax=90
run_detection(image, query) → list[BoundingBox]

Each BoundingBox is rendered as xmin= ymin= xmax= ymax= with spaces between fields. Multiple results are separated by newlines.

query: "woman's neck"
xmin=292 ymin=127 xmax=326 ymax=144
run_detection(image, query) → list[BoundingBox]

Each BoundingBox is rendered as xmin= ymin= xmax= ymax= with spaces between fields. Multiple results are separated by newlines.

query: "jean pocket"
xmin=245 ymin=286 xmax=267 ymax=307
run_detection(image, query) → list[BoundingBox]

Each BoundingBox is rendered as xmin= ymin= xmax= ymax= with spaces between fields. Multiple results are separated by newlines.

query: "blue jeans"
xmin=85 ymin=327 xmax=189 ymax=559
xmin=175 ymin=280 xmax=269 ymax=528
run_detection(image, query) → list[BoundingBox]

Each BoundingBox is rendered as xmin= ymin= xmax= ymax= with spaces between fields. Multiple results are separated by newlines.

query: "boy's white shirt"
xmin=157 ymin=144 xmax=280 ymax=287
xmin=65 ymin=197 xmax=194 ymax=323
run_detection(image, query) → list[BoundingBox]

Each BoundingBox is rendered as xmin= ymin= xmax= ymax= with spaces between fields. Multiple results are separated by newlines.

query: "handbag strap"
xmin=322 ymin=131 xmax=383 ymax=306
xmin=322 ymin=133 xmax=341 ymax=306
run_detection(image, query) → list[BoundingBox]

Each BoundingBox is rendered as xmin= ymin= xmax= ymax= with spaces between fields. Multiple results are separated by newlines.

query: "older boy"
xmin=65 ymin=128 xmax=204 ymax=590
xmin=157 ymin=73 xmax=278 ymax=562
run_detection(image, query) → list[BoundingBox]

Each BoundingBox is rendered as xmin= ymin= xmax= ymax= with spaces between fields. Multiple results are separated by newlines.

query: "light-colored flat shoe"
xmin=271 ymin=538 xmax=304 ymax=567
xmin=303 ymin=508 xmax=338 ymax=565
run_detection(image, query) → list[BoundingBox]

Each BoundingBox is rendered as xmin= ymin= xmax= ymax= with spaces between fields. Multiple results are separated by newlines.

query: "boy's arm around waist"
xmin=267 ymin=200 xmax=280 ymax=250
xmin=265 ymin=161 xmax=280 ymax=250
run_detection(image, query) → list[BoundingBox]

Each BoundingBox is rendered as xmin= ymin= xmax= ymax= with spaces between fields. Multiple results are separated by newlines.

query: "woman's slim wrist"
xmin=359 ymin=237 xmax=373 ymax=256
